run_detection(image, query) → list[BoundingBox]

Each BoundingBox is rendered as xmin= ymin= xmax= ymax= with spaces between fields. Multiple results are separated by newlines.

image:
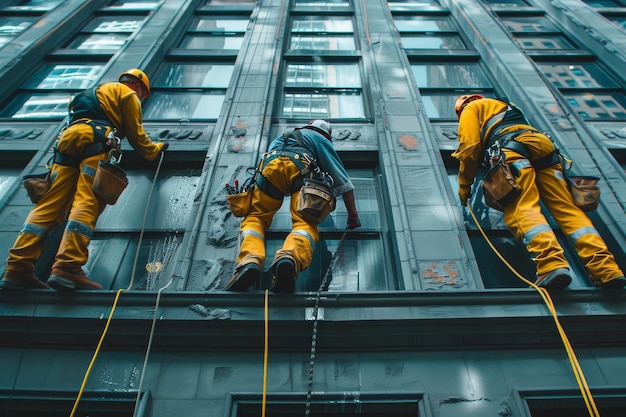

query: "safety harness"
xmin=54 ymin=86 xmax=120 ymax=168
xmin=481 ymin=99 xmax=560 ymax=170
xmin=256 ymin=130 xmax=320 ymax=200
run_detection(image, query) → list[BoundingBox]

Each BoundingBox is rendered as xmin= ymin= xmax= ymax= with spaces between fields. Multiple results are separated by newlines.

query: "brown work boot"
xmin=48 ymin=267 xmax=103 ymax=291
xmin=224 ymin=262 xmax=262 ymax=291
xmin=535 ymin=268 xmax=572 ymax=290
xmin=0 ymin=269 xmax=50 ymax=291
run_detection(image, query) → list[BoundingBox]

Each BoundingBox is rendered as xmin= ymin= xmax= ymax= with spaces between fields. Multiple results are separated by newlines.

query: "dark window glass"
xmin=411 ymin=64 xmax=491 ymax=88
xmin=537 ymin=63 xmax=620 ymax=89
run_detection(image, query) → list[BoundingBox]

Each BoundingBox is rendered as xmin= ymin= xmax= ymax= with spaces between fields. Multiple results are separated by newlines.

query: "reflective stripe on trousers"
xmin=502 ymin=149 xmax=623 ymax=283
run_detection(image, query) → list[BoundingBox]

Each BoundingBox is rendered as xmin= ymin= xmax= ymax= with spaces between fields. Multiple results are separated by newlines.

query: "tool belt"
xmin=54 ymin=119 xmax=119 ymax=168
xmin=256 ymin=148 xmax=315 ymax=200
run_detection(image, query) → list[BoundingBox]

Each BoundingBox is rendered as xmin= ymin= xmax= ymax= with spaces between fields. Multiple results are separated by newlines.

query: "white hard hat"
xmin=302 ymin=119 xmax=332 ymax=141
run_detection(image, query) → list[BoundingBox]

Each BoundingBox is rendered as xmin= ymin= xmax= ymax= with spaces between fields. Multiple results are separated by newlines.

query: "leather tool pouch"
xmin=92 ymin=160 xmax=128 ymax=205
xmin=22 ymin=171 xmax=51 ymax=204
xmin=297 ymin=176 xmax=336 ymax=224
xmin=568 ymin=176 xmax=600 ymax=212
xmin=482 ymin=159 xmax=520 ymax=211
xmin=226 ymin=186 xmax=254 ymax=218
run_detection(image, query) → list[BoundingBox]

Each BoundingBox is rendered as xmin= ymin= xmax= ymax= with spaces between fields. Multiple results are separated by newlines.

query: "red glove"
xmin=347 ymin=213 xmax=361 ymax=230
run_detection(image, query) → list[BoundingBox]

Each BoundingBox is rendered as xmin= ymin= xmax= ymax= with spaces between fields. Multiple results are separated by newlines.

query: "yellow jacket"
xmin=57 ymin=82 xmax=163 ymax=161
xmin=452 ymin=98 xmax=555 ymax=197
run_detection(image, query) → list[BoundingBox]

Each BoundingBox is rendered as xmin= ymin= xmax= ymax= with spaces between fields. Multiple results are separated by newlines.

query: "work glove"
xmin=459 ymin=185 xmax=471 ymax=206
xmin=347 ymin=213 xmax=361 ymax=230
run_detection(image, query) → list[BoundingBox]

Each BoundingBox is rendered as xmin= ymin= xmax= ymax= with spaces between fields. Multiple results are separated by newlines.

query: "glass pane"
xmin=484 ymin=0 xmax=528 ymax=5
xmin=411 ymin=64 xmax=492 ymax=88
xmin=266 ymin=238 xmax=387 ymax=292
xmin=7 ymin=0 xmax=62 ymax=11
xmin=143 ymin=92 xmax=224 ymax=119
xmin=564 ymin=93 xmax=626 ymax=119
xmin=294 ymin=0 xmax=351 ymax=7
xmin=0 ymin=17 xmax=36 ymax=36
xmin=204 ymin=0 xmax=257 ymax=4
xmin=292 ymin=18 xmax=353 ymax=33
xmin=388 ymin=0 xmax=441 ymax=10
xmin=514 ymin=35 xmax=576 ymax=50
xmin=154 ymin=63 xmax=234 ymax=88
xmin=394 ymin=16 xmax=454 ymax=32
xmin=400 ymin=35 xmax=465 ymax=49
xmin=66 ymin=33 xmax=129 ymax=50
xmin=2 ymin=93 xmax=70 ymax=119
xmin=583 ymin=0 xmax=621 ymax=6
xmin=0 ymin=37 xmax=10 ymax=48
xmin=179 ymin=35 xmax=244 ymax=50
xmin=24 ymin=64 xmax=103 ymax=89
xmin=0 ymin=168 xmax=21 ymax=197
xmin=285 ymin=64 xmax=361 ymax=88
xmin=501 ymin=17 xmax=559 ymax=32
xmin=87 ymin=233 xmax=184 ymax=291
xmin=83 ymin=17 xmax=143 ymax=33
xmin=193 ymin=18 xmax=249 ymax=32
xmin=97 ymin=168 xmax=201 ymax=231
xmin=421 ymin=93 xmax=496 ymax=119
xmin=282 ymin=93 xmax=364 ymax=118
xmin=538 ymin=62 xmax=620 ymax=89
xmin=110 ymin=0 xmax=159 ymax=9
xmin=289 ymin=35 xmax=355 ymax=51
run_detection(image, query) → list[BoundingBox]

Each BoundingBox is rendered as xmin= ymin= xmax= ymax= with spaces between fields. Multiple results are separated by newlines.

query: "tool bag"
xmin=22 ymin=170 xmax=51 ymax=204
xmin=482 ymin=158 xmax=520 ymax=211
xmin=92 ymin=151 xmax=128 ymax=205
xmin=297 ymin=173 xmax=336 ymax=224
xmin=567 ymin=175 xmax=600 ymax=212
xmin=227 ymin=186 xmax=255 ymax=218
xmin=226 ymin=161 xmax=262 ymax=218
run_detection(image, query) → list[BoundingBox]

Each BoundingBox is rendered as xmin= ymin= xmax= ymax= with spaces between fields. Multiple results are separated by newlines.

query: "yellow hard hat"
xmin=454 ymin=94 xmax=483 ymax=118
xmin=118 ymin=68 xmax=151 ymax=98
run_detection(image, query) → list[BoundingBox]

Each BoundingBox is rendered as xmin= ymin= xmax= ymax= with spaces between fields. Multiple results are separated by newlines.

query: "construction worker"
xmin=0 ymin=69 xmax=168 ymax=291
xmin=452 ymin=95 xmax=625 ymax=289
xmin=225 ymin=120 xmax=361 ymax=293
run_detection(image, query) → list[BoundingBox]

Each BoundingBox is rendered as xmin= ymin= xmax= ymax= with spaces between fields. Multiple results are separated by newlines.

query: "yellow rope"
xmin=262 ymin=289 xmax=269 ymax=417
xmin=467 ymin=205 xmax=599 ymax=417
xmin=69 ymin=288 xmax=124 ymax=417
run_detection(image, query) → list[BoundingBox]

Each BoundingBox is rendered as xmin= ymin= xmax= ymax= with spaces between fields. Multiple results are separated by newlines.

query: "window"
xmin=282 ymin=6 xmax=365 ymax=119
xmin=290 ymin=17 xmax=356 ymax=52
xmin=388 ymin=0 xmax=442 ymax=12
xmin=265 ymin=168 xmax=391 ymax=291
xmin=88 ymin=162 xmax=203 ymax=290
xmin=522 ymin=390 xmax=626 ymax=417
xmin=0 ymin=389 xmax=147 ymax=417
xmin=4 ymin=0 xmax=62 ymax=12
xmin=0 ymin=16 xmax=36 ymax=48
xmin=395 ymin=10 xmax=495 ymax=119
xmin=179 ymin=16 xmax=248 ymax=51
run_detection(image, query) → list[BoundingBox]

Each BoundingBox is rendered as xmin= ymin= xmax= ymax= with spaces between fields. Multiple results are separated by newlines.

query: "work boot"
xmin=224 ymin=262 xmax=261 ymax=291
xmin=597 ymin=275 xmax=626 ymax=290
xmin=535 ymin=268 xmax=572 ymax=290
xmin=270 ymin=257 xmax=297 ymax=293
xmin=48 ymin=267 xmax=103 ymax=291
xmin=0 ymin=269 xmax=50 ymax=291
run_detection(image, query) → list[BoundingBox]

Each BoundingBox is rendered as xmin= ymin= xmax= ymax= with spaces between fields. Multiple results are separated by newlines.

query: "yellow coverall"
xmin=452 ymin=98 xmax=623 ymax=284
xmin=5 ymin=82 xmax=165 ymax=277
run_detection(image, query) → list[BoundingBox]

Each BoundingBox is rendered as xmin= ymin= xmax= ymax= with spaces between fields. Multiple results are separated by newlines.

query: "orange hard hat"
xmin=454 ymin=94 xmax=484 ymax=118
xmin=119 ymin=68 xmax=151 ymax=98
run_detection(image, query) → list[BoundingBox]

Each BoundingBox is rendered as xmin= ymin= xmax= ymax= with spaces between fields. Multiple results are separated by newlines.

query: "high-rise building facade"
xmin=0 ymin=0 xmax=625 ymax=415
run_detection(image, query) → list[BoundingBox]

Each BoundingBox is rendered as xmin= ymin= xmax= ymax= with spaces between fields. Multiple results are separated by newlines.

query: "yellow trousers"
xmin=5 ymin=153 xmax=106 ymax=274
xmin=236 ymin=156 xmax=317 ymax=273
xmin=503 ymin=149 xmax=623 ymax=284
